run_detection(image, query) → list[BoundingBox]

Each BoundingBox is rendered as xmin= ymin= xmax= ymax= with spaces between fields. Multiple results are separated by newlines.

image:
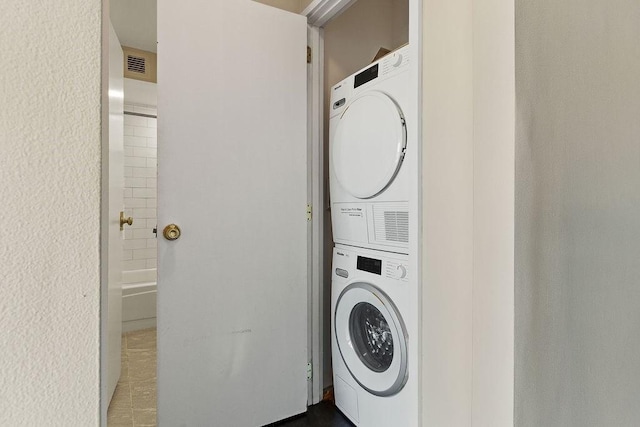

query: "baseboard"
xmin=122 ymin=317 xmax=157 ymax=333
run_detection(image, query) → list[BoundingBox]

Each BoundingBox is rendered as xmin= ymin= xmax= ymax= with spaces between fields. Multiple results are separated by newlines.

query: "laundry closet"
xmin=317 ymin=0 xmax=410 ymax=391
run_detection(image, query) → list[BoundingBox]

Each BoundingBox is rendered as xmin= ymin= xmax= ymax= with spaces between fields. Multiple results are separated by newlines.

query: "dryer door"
xmin=335 ymin=282 xmax=408 ymax=396
xmin=332 ymin=91 xmax=406 ymax=199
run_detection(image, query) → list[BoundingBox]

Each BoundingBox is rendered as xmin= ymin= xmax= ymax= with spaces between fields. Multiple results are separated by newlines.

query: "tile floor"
xmin=108 ymin=328 xmax=157 ymax=427
xmin=107 ymin=327 xmax=351 ymax=427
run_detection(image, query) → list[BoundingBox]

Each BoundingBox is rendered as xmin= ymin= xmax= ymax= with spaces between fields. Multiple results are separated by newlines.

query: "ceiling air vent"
xmin=127 ymin=55 xmax=146 ymax=74
xmin=122 ymin=46 xmax=157 ymax=83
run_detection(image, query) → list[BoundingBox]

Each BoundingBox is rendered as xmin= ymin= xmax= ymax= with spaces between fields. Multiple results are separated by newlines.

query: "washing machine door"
xmin=335 ymin=282 xmax=408 ymax=396
xmin=332 ymin=91 xmax=407 ymax=199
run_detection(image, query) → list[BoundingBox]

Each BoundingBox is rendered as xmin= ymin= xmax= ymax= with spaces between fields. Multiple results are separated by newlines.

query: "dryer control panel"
xmin=329 ymin=44 xmax=411 ymax=119
xmin=353 ymin=46 xmax=411 ymax=89
xmin=379 ymin=47 xmax=411 ymax=77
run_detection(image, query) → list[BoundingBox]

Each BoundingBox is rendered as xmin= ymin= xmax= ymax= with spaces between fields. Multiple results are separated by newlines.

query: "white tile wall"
xmin=123 ymin=103 xmax=157 ymax=271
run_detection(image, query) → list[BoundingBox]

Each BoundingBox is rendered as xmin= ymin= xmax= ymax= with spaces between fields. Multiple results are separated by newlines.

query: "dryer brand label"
xmin=340 ymin=207 xmax=364 ymax=217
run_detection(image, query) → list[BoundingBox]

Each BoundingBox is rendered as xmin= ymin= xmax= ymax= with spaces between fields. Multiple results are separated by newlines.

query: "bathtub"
xmin=122 ymin=268 xmax=157 ymax=332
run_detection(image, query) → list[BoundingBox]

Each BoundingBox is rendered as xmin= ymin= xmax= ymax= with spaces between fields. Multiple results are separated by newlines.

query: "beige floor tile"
xmin=114 ymin=328 xmax=157 ymax=426
xmin=108 ymin=382 xmax=134 ymax=426
xmin=127 ymin=328 xmax=157 ymax=350
xmin=133 ymin=408 xmax=157 ymax=426
xmin=109 ymin=382 xmax=132 ymax=410
xmin=130 ymin=379 xmax=157 ymax=410
xmin=108 ymin=414 xmax=134 ymax=427
xmin=121 ymin=362 xmax=130 ymax=381
xmin=128 ymin=350 xmax=157 ymax=382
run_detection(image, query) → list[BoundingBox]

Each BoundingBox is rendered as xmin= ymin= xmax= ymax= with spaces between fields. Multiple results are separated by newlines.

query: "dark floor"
xmin=269 ymin=401 xmax=353 ymax=427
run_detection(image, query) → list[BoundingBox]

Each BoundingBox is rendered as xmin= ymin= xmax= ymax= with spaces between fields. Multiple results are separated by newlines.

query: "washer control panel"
xmin=385 ymin=260 xmax=408 ymax=282
xmin=333 ymin=246 xmax=409 ymax=283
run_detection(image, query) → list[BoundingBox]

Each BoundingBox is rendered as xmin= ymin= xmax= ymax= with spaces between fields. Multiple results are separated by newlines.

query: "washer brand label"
xmin=337 ymin=252 xmax=345 ymax=256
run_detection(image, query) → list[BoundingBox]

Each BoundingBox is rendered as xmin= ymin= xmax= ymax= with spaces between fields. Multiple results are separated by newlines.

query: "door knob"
xmin=120 ymin=211 xmax=133 ymax=230
xmin=163 ymin=224 xmax=181 ymax=240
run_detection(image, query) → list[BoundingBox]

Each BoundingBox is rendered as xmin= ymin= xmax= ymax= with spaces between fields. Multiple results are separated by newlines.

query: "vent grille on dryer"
xmin=375 ymin=210 xmax=408 ymax=243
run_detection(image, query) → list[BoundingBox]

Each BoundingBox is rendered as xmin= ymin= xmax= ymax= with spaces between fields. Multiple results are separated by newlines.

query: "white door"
xmin=105 ymin=22 xmax=124 ymax=405
xmin=157 ymin=1 xmax=308 ymax=425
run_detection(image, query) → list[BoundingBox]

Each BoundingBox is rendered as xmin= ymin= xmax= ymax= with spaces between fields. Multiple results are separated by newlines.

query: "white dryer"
xmin=331 ymin=244 xmax=418 ymax=426
xmin=329 ymin=45 xmax=412 ymax=254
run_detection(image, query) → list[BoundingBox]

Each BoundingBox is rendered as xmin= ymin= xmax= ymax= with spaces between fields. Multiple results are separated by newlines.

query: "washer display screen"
xmin=357 ymin=256 xmax=382 ymax=275
xmin=349 ymin=302 xmax=394 ymax=372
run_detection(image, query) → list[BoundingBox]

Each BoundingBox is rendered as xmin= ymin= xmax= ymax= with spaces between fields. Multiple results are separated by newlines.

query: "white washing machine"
xmin=329 ymin=45 xmax=413 ymax=254
xmin=331 ymin=244 xmax=418 ymax=426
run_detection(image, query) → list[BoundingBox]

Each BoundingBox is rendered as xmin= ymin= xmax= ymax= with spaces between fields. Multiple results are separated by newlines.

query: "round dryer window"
xmin=332 ymin=91 xmax=407 ymax=199
xmin=335 ymin=282 xmax=409 ymax=396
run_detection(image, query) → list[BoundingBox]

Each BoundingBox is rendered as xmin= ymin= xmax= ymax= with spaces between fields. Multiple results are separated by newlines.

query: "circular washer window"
xmin=335 ymin=282 xmax=408 ymax=396
xmin=332 ymin=91 xmax=406 ymax=199
xmin=349 ymin=302 xmax=394 ymax=373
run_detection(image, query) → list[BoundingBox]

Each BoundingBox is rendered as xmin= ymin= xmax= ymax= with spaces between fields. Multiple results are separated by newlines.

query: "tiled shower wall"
xmin=123 ymin=104 xmax=157 ymax=271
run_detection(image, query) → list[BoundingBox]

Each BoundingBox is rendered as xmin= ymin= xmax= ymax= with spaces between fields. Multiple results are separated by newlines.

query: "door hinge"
xmin=307 ymin=361 xmax=313 ymax=380
xmin=306 ymin=203 xmax=312 ymax=221
xmin=307 ymin=46 xmax=312 ymax=64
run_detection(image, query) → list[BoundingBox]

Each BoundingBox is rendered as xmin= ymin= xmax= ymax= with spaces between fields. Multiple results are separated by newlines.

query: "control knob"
xmin=396 ymin=264 xmax=407 ymax=279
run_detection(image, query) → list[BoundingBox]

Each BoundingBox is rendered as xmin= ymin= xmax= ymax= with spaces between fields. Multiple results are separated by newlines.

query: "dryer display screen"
xmin=357 ymin=256 xmax=382 ymax=275
xmin=354 ymin=64 xmax=378 ymax=88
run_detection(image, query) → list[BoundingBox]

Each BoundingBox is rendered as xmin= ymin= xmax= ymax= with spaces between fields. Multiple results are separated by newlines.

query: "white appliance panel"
xmin=331 ymin=245 xmax=418 ymax=426
xmin=329 ymin=46 xmax=413 ymax=254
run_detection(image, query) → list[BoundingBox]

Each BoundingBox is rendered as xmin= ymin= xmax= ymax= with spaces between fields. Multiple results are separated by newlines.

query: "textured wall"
xmin=0 ymin=0 xmax=102 ymax=424
xmin=516 ymin=0 xmax=640 ymax=425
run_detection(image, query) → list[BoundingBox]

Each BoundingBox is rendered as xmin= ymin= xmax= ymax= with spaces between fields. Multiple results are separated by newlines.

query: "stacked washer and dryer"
xmin=329 ymin=44 xmax=418 ymax=426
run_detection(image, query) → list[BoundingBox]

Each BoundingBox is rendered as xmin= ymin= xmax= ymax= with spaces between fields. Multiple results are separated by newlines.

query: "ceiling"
xmin=110 ymin=0 xmax=157 ymax=53
xmin=109 ymin=0 xmax=316 ymax=54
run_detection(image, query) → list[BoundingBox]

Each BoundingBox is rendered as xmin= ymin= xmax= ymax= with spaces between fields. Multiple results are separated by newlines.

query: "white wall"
xmin=421 ymin=0 xmax=515 ymax=424
xmin=123 ymin=106 xmax=158 ymax=271
xmin=0 ymin=0 xmax=102 ymax=424
xmin=472 ymin=0 xmax=514 ymax=425
xmin=420 ymin=0 xmax=474 ymax=424
xmin=515 ymin=1 xmax=640 ymax=425
xmin=253 ymin=0 xmax=307 ymax=13
xmin=110 ymin=0 xmax=157 ymax=52
xmin=124 ymin=79 xmax=158 ymax=107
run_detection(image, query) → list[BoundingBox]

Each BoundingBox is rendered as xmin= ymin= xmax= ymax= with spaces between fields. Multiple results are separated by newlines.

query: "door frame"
xmin=305 ymin=22 xmax=325 ymax=405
